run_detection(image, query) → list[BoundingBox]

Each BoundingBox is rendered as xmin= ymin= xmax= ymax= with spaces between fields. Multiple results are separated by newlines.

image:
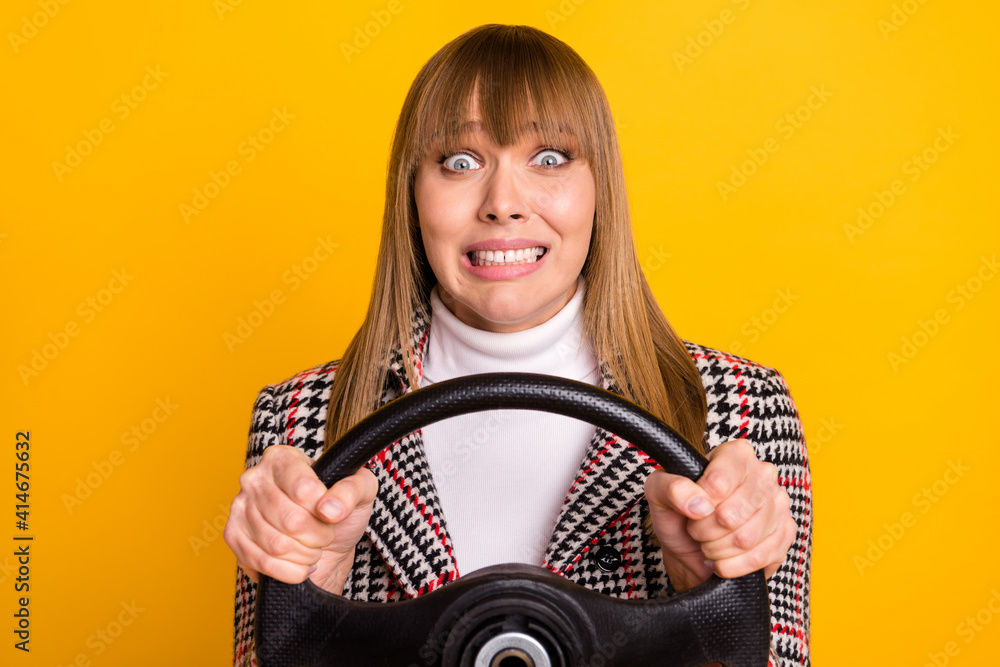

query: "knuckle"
xmin=281 ymin=506 xmax=311 ymax=535
xmin=285 ymin=478 xmax=311 ymax=506
xmin=238 ymin=468 xmax=258 ymax=490
xmin=703 ymin=472 xmax=729 ymax=498
xmin=758 ymin=462 xmax=779 ymax=484
xmin=685 ymin=519 xmax=710 ymax=541
xmin=717 ymin=503 xmax=744 ymax=529
xmin=242 ymin=471 xmax=269 ymax=496
xmin=733 ymin=526 xmax=757 ymax=551
xmin=259 ymin=446 xmax=281 ymax=465
xmin=685 ymin=524 xmax=705 ymax=543
xmin=749 ymin=490 xmax=768 ymax=510
xmin=662 ymin=474 xmax=688 ymax=496
xmin=722 ymin=439 xmax=754 ymax=459
xmin=229 ymin=494 xmax=246 ymax=516
xmin=223 ymin=521 xmax=239 ymax=549
xmin=336 ymin=477 xmax=359 ymax=504
xmin=263 ymin=530 xmax=295 ymax=558
xmin=715 ymin=509 xmax=735 ymax=529
xmin=265 ymin=444 xmax=292 ymax=460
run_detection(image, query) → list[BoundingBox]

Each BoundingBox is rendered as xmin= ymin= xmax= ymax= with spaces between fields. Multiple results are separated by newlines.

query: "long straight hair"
xmin=324 ymin=24 xmax=707 ymax=452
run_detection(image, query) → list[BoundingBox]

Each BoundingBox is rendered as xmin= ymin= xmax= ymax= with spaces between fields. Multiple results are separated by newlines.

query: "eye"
xmin=532 ymin=149 xmax=570 ymax=167
xmin=441 ymin=153 xmax=481 ymax=172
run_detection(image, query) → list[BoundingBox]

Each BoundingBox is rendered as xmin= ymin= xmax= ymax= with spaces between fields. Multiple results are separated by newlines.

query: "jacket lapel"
xmin=363 ymin=312 xmax=657 ymax=593
xmin=542 ymin=364 xmax=658 ymax=577
xmin=363 ymin=311 xmax=461 ymax=597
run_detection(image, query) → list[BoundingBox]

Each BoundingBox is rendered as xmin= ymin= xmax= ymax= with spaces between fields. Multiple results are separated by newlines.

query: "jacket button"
xmin=594 ymin=546 xmax=622 ymax=572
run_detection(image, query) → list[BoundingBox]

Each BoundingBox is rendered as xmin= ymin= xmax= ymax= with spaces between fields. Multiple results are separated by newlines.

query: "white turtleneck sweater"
xmin=418 ymin=277 xmax=601 ymax=575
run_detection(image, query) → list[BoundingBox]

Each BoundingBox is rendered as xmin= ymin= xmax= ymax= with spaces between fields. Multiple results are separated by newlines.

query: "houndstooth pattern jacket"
xmin=232 ymin=309 xmax=812 ymax=666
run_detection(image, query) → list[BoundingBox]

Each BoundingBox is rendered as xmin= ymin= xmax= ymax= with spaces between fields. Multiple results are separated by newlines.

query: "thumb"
xmin=645 ymin=468 xmax=716 ymax=520
xmin=315 ymin=468 xmax=377 ymax=523
xmin=316 ymin=483 xmax=350 ymax=523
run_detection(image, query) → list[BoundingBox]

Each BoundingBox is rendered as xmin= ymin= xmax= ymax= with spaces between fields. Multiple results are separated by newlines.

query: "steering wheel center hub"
xmin=475 ymin=632 xmax=550 ymax=667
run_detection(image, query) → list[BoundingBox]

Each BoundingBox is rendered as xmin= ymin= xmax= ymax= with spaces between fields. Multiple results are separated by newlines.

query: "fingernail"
xmin=703 ymin=559 xmax=716 ymax=573
xmin=308 ymin=564 xmax=318 ymax=575
xmin=319 ymin=499 xmax=343 ymax=521
xmin=688 ymin=496 xmax=713 ymax=518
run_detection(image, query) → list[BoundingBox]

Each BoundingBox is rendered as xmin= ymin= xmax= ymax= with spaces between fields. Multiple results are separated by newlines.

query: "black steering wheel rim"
xmin=254 ymin=372 xmax=771 ymax=667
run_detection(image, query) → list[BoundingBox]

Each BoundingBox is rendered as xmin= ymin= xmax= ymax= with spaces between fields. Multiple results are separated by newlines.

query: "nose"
xmin=479 ymin=158 xmax=529 ymax=223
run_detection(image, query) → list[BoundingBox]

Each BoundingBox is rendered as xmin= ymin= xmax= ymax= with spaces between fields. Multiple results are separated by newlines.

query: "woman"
xmin=225 ymin=24 xmax=811 ymax=666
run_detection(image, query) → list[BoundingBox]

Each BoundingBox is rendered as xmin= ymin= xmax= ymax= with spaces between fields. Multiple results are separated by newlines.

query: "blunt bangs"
xmin=409 ymin=25 xmax=606 ymax=168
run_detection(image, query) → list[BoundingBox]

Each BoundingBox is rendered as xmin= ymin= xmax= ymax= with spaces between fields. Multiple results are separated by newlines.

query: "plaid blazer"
xmin=232 ymin=310 xmax=812 ymax=666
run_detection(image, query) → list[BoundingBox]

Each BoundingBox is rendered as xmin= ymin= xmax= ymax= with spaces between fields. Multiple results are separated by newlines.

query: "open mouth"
xmin=467 ymin=247 xmax=548 ymax=267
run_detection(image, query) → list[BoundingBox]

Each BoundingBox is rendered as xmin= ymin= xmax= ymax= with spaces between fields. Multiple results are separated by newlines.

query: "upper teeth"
xmin=472 ymin=247 xmax=544 ymax=266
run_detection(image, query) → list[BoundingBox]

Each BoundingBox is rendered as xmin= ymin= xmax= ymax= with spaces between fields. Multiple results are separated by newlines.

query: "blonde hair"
xmin=325 ymin=24 xmax=707 ymax=452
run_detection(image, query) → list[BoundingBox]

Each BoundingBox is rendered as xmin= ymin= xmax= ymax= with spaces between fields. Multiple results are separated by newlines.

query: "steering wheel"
xmin=254 ymin=373 xmax=771 ymax=667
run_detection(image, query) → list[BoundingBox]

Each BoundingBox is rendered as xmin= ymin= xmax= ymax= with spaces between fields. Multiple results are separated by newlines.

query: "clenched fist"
xmin=224 ymin=445 xmax=378 ymax=595
xmin=644 ymin=439 xmax=796 ymax=593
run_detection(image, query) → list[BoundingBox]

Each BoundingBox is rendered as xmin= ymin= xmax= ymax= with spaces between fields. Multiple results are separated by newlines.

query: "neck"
xmin=420 ymin=276 xmax=595 ymax=383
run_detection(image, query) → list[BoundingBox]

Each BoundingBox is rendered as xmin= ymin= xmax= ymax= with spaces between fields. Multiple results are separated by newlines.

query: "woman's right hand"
xmin=224 ymin=444 xmax=378 ymax=596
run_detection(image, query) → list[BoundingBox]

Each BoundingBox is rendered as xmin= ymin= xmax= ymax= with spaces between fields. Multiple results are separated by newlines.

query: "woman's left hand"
xmin=643 ymin=439 xmax=796 ymax=593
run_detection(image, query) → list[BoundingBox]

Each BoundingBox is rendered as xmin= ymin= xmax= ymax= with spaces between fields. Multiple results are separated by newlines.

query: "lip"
xmin=461 ymin=245 xmax=548 ymax=280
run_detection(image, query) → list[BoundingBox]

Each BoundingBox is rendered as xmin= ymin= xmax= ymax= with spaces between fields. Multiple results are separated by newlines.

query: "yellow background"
xmin=3 ymin=0 xmax=998 ymax=664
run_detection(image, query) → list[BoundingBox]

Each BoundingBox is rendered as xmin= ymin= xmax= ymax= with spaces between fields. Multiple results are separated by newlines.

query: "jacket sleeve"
xmin=750 ymin=368 xmax=812 ymax=667
xmin=232 ymin=384 xmax=283 ymax=667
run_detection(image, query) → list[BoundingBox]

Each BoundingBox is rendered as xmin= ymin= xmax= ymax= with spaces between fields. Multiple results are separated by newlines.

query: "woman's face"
xmin=413 ymin=102 xmax=596 ymax=334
